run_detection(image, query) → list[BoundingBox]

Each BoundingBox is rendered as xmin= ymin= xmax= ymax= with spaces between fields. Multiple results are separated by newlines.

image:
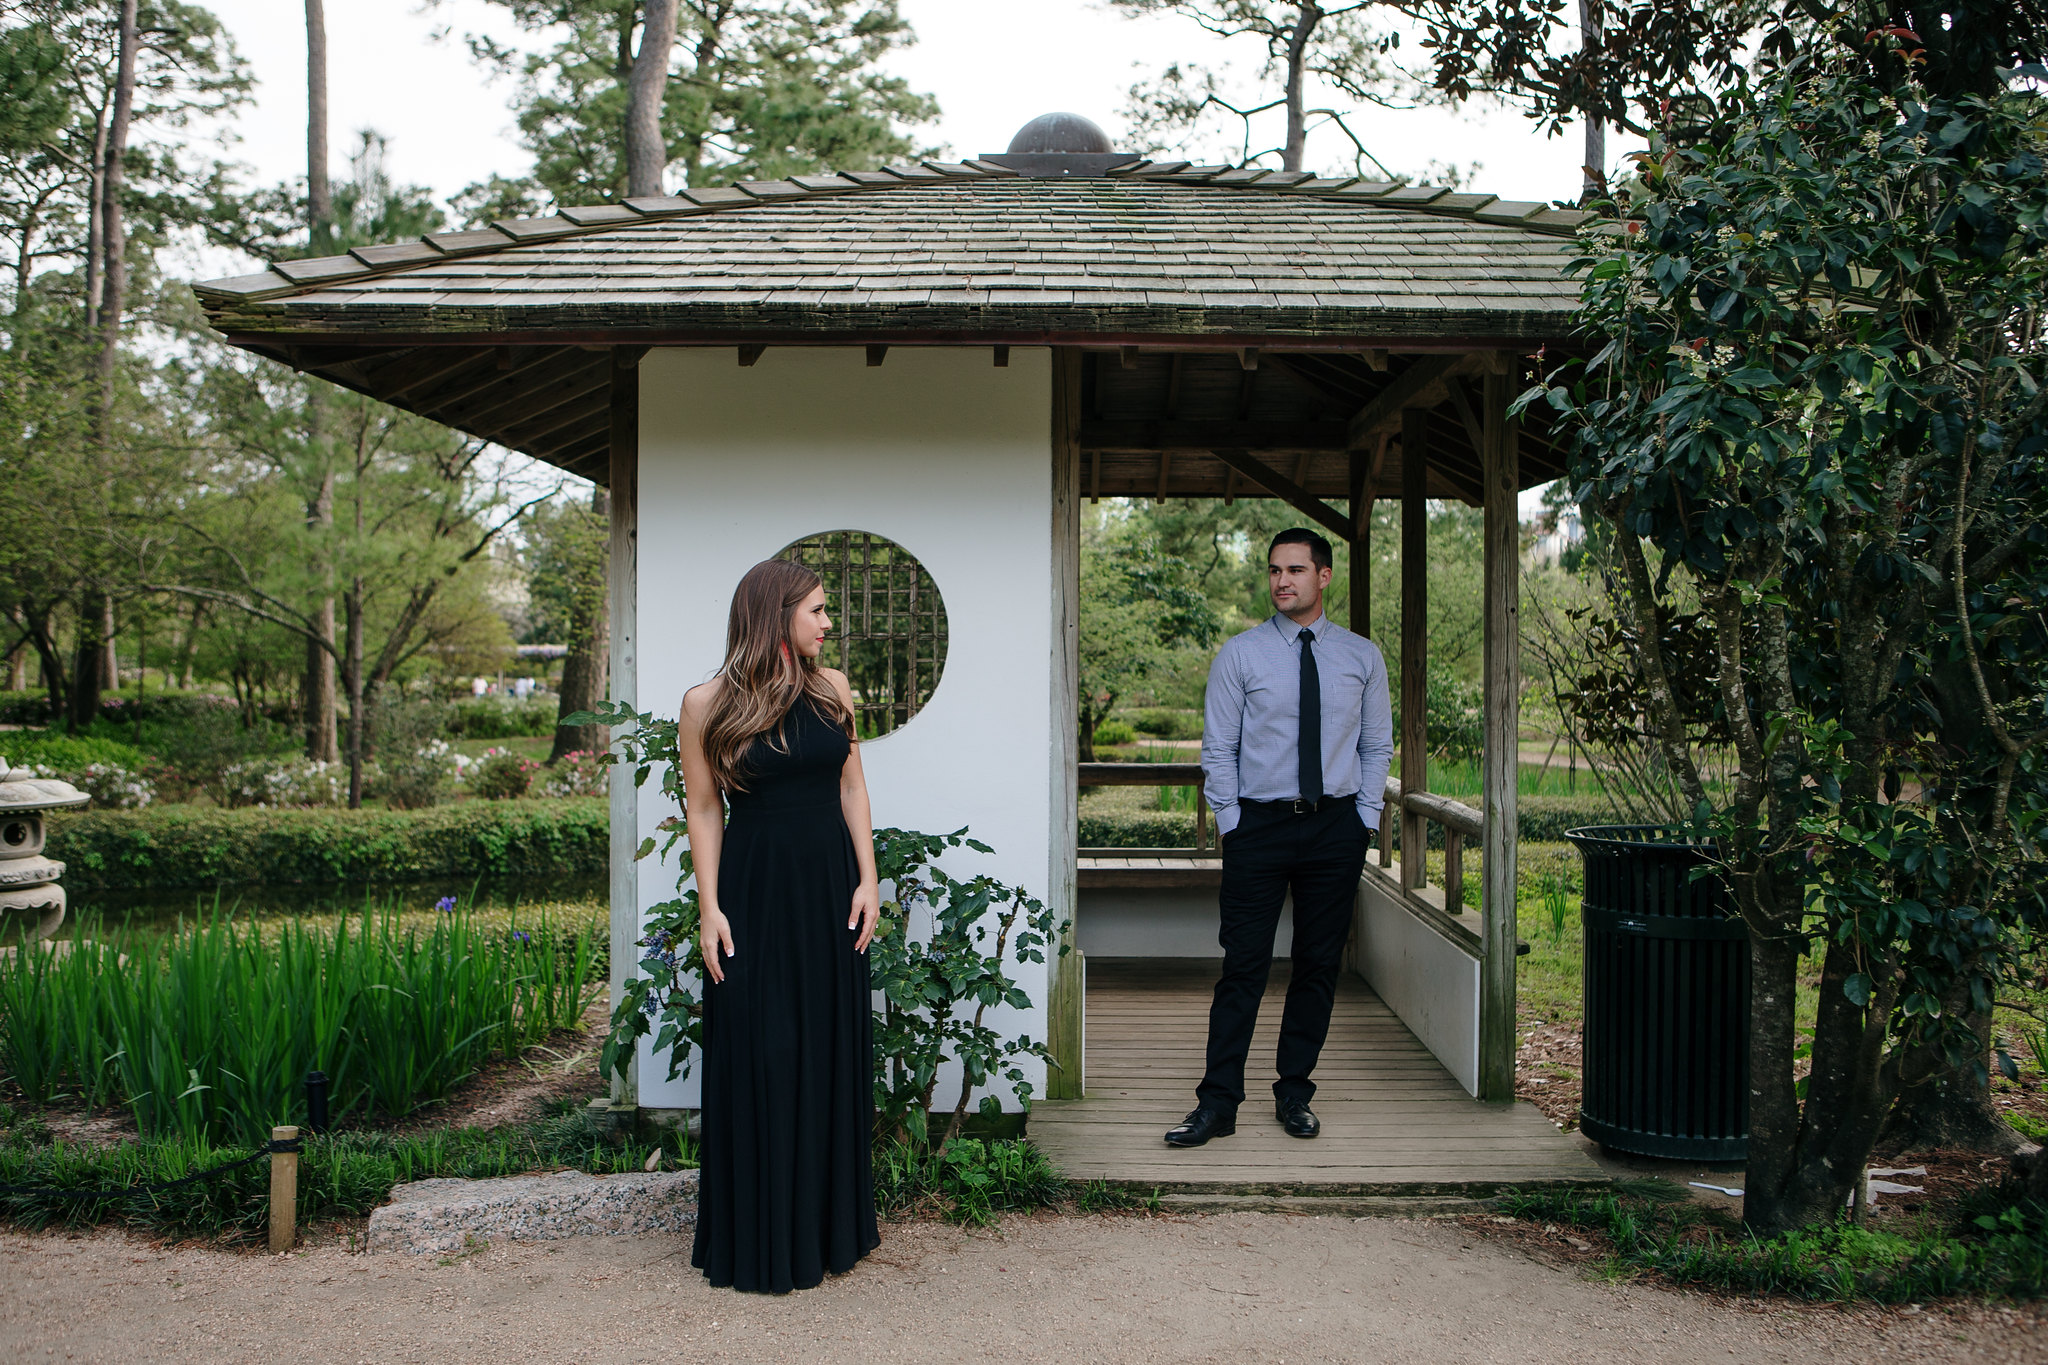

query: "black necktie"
xmin=1297 ymin=627 xmax=1322 ymax=804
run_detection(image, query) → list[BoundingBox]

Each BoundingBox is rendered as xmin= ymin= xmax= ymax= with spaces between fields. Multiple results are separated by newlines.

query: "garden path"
xmin=4 ymin=1216 xmax=2039 ymax=1363
xmin=1031 ymin=959 xmax=1605 ymax=1195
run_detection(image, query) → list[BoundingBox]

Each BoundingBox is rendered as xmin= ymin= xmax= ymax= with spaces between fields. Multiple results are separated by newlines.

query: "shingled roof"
xmin=196 ymin=157 xmax=1593 ymax=489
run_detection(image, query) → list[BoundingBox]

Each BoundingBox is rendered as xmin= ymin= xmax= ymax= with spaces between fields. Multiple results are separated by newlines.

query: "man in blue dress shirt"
xmin=1166 ymin=528 xmax=1395 ymax=1146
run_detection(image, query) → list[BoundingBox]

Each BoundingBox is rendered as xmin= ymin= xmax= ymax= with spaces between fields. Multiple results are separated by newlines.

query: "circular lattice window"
xmin=777 ymin=530 xmax=948 ymax=739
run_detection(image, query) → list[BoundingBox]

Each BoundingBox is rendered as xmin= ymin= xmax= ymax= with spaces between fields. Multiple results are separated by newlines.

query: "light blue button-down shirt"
xmin=1200 ymin=612 xmax=1394 ymax=839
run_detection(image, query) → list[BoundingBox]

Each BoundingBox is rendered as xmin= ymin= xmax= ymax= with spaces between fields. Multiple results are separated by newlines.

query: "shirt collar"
xmin=1273 ymin=612 xmax=1330 ymax=641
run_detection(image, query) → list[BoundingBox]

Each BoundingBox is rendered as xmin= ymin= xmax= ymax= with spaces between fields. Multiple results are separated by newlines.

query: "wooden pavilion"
xmin=197 ymin=115 xmax=1603 ymax=1194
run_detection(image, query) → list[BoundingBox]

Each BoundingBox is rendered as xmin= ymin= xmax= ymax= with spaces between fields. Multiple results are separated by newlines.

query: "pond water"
xmin=13 ymin=873 xmax=608 ymax=940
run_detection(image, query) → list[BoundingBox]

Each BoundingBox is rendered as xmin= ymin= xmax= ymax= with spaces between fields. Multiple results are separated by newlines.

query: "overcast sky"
xmin=198 ymin=0 xmax=1594 ymax=215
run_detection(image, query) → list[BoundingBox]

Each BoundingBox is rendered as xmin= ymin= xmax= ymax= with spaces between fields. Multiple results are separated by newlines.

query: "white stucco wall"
xmin=1077 ymin=887 xmax=1292 ymax=958
xmin=1353 ymin=871 xmax=1481 ymax=1096
xmin=632 ymin=346 xmax=1054 ymax=1111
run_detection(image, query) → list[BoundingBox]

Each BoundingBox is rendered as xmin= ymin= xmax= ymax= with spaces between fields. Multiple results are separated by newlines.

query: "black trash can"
xmin=1565 ymin=826 xmax=1749 ymax=1161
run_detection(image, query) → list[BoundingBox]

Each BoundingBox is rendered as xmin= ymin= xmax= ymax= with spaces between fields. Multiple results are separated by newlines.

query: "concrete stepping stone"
xmin=366 ymin=1169 xmax=698 ymax=1255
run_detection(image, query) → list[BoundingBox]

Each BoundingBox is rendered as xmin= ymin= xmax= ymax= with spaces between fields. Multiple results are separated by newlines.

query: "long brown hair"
xmin=700 ymin=558 xmax=854 ymax=792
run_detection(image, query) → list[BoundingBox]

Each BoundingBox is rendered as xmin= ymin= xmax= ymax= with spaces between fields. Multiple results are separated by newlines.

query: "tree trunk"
xmin=550 ymin=487 xmax=612 ymax=761
xmin=1740 ymin=927 xmax=1808 ymax=1234
xmin=344 ymin=576 xmax=365 ymax=809
xmin=300 ymin=460 xmax=339 ymax=761
xmin=306 ymin=0 xmax=331 ymax=247
xmin=22 ymin=601 xmax=67 ymax=720
xmin=1281 ymin=2 xmax=1322 ymax=172
xmin=69 ymin=593 xmax=107 ymax=729
xmin=1883 ymin=996 xmax=2025 ymax=1153
xmin=1577 ymin=0 xmax=1606 ymax=203
xmin=100 ymin=595 xmax=116 ymax=693
xmin=625 ymin=0 xmax=680 ymax=198
xmin=95 ymin=0 xmax=138 ymax=420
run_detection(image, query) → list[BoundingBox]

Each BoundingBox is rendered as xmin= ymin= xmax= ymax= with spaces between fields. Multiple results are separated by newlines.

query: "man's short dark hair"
xmin=1268 ymin=528 xmax=1333 ymax=572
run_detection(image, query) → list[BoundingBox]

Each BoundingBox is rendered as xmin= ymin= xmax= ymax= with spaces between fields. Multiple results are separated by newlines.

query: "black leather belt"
xmin=1241 ymin=793 xmax=1357 ymax=816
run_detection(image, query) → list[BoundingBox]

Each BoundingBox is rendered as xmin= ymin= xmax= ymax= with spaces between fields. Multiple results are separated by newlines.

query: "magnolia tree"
xmin=1531 ymin=36 xmax=2048 ymax=1233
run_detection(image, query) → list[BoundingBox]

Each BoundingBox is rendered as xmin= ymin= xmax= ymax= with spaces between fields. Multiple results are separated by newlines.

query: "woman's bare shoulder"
xmin=680 ymin=678 xmax=724 ymax=719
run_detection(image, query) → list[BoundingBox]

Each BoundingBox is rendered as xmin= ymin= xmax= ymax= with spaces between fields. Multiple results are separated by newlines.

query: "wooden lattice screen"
xmin=778 ymin=530 xmax=948 ymax=738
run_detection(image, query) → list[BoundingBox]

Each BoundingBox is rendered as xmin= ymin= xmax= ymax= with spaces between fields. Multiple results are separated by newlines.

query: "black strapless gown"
xmin=691 ymin=697 xmax=879 ymax=1293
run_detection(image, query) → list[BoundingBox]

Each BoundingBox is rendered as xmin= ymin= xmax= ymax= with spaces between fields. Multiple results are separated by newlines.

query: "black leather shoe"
xmin=1277 ymin=1098 xmax=1320 ymax=1139
xmin=1165 ymin=1107 xmax=1236 ymax=1147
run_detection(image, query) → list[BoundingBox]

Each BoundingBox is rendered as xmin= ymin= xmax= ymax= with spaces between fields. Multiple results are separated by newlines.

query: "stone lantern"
xmin=0 ymin=764 xmax=90 ymax=942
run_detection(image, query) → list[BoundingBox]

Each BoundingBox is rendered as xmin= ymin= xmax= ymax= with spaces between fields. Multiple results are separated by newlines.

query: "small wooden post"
xmin=1399 ymin=407 xmax=1430 ymax=891
xmin=1378 ymin=802 xmax=1394 ymax=868
xmin=267 ymin=1125 xmax=299 ymax=1254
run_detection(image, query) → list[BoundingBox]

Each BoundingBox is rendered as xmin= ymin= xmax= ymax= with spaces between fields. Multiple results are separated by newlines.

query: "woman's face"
xmin=788 ymin=585 xmax=831 ymax=660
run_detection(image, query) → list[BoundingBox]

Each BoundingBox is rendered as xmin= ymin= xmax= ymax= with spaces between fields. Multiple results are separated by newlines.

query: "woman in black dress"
xmin=680 ymin=558 xmax=881 ymax=1294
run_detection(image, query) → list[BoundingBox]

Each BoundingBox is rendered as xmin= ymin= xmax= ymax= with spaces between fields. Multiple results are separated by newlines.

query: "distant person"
xmin=1168 ymin=528 xmax=1393 ymax=1148
xmin=679 ymin=558 xmax=881 ymax=1293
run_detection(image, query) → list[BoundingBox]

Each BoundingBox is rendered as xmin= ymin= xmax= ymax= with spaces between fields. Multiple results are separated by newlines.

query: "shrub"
xmin=872 ymin=1136 xmax=1067 ymax=1226
xmin=540 ymin=749 xmax=609 ymax=799
xmin=469 ymin=746 xmax=541 ymax=799
xmin=64 ymin=762 xmax=157 ymax=810
xmin=445 ymin=697 xmax=556 ymax=740
xmin=220 ymin=756 xmax=346 ymax=809
xmin=377 ymin=738 xmax=467 ymax=810
xmin=43 ymin=799 xmax=610 ymax=889
xmin=1130 ymin=708 xmax=1201 ymax=740
xmin=1092 ymin=719 xmax=1137 ymax=748
xmin=1080 ymin=809 xmax=1196 ymax=848
xmin=0 ymin=732 xmax=150 ymax=773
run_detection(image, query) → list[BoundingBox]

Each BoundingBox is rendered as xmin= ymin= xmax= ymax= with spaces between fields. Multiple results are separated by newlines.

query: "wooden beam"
xmin=1164 ymin=353 xmax=1184 ymax=418
xmin=738 ymin=344 xmax=764 ymax=366
xmin=1155 ymin=449 xmax=1173 ymax=502
xmin=866 ymin=344 xmax=888 ymax=366
xmin=1209 ymin=449 xmax=1352 ymax=541
xmin=1400 ymin=407 xmax=1429 ymax=893
xmin=1089 ymin=446 xmax=1101 ymax=504
xmin=1077 ymin=419 xmax=1350 ymax=453
xmin=606 ymin=348 xmax=640 ymax=1108
xmin=372 ymin=347 xmax=489 ymax=402
xmin=1223 ymin=467 xmax=1238 ymax=506
xmin=1446 ymin=376 xmax=1486 ymax=456
xmin=1479 ymin=368 xmax=1521 ymax=1104
xmin=1347 ymin=354 xmax=1462 ymax=450
xmin=1119 ymin=344 xmax=1139 ymax=369
xmin=1047 ymin=347 xmax=1084 ymax=1101
xmin=993 ymin=345 xmax=1010 ymax=367
xmin=1236 ymin=347 xmax=1260 ymax=370
xmin=1364 ymin=348 xmax=1389 ymax=372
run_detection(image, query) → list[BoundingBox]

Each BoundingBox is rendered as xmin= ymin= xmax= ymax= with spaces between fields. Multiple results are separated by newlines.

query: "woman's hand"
xmin=700 ymin=906 xmax=735 ymax=983
xmin=849 ymin=881 xmax=881 ymax=954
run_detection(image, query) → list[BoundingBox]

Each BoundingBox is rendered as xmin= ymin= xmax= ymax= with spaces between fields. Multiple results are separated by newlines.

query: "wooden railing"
xmin=1077 ymin=762 xmax=1210 ymax=852
xmin=1378 ymin=775 xmax=1482 ymax=913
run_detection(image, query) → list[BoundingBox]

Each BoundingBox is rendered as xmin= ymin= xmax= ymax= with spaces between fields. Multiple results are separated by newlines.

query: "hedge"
xmin=1079 ymin=794 xmax=1625 ymax=849
xmin=0 ymin=731 xmax=151 ymax=773
xmin=44 ymin=799 xmax=609 ymax=890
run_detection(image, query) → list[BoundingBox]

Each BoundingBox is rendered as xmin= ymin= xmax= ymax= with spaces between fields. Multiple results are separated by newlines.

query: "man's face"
xmin=1268 ymin=545 xmax=1331 ymax=619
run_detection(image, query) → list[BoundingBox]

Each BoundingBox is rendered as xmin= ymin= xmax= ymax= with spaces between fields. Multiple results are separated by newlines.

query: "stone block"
xmin=366 ymin=1168 xmax=698 ymax=1256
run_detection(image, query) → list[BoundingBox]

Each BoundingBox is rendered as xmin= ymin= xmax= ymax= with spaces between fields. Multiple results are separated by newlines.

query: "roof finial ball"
xmin=1006 ymin=112 xmax=1115 ymax=156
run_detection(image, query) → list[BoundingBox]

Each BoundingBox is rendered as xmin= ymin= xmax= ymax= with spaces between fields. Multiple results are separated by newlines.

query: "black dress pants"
xmin=1196 ymin=798 xmax=1371 ymax=1115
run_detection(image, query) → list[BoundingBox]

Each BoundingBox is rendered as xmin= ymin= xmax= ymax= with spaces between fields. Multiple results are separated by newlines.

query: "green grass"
xmin=1501 ymin=1182 xmax=2048 ymax=1302
xmin=0 ymin=1102 xmax=684 ymax=1243
xmin=0 ymin=906 xmax=603 ymax=1144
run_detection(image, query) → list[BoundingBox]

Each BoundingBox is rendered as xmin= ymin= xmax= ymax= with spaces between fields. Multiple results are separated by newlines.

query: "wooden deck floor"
xmin=1030 ymin=958 xmax=1607 ymax=1195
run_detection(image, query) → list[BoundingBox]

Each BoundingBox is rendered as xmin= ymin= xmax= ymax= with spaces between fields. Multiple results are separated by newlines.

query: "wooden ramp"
xmin=1030 ymin=958 xmax=1606 ymax=1195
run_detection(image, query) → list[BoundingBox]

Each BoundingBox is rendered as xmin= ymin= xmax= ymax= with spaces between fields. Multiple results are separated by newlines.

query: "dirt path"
xmin=5 ymin=1213 xmax=2041 ymax=1364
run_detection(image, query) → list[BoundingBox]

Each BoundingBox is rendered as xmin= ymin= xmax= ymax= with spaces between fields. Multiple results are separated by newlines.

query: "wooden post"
xmin=1478 ymin=363 xmax=1521 ymax=1103
xmin=1348 ymin=447 xmax=1370 ymax=635
xmin=1399 ymin=407 xmax=1429 ymax=891
xmin=607 ymin=349 xmax=641 ymax=1109
xmin=1443 ymin=830 xmax=1464 ymax=913
xmin=267 ymin=1125 xmax=299 ymax=1254
xmin=1046 ymin=347 xmax=1085 ymax=1101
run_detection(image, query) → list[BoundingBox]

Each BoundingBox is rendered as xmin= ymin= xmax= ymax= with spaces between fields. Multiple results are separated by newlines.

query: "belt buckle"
xmin=1291 ymin=798 xmax=1309 ymax=815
